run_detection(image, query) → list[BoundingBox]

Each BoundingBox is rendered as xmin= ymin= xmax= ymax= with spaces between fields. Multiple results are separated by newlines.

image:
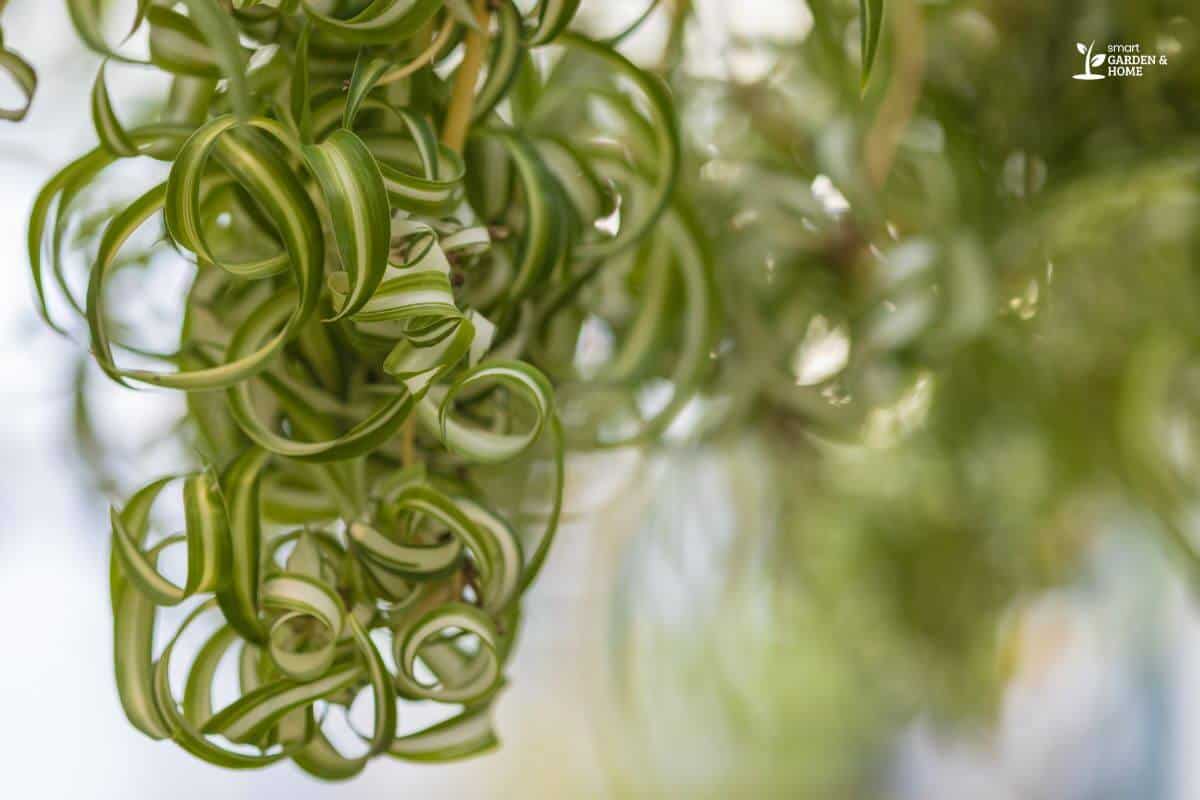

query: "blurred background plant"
xmin=567 ymin=0 xmax=1200 ymax=796
xmin=5 ymin=0 xmax=1200 ymax=798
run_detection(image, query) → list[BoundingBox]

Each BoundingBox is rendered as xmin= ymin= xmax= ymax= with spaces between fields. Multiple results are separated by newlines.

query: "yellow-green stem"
xmin=441 ymin=0 xmax=491 ymax=153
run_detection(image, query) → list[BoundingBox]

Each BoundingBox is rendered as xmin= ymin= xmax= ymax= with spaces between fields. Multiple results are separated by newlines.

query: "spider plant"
xmin=0 ymin=0 xmax=791 ymax=778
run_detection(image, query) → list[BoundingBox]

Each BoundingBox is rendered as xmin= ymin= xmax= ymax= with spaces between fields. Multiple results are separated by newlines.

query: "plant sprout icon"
xmin=1074 ymin=41 xmax=1107 ymax=80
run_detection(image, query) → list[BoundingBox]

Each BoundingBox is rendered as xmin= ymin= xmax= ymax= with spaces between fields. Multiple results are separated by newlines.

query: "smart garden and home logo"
xmin=1073 ymin=40 xmax=1169 ymax=81
xmin=1073 ymin=41 xmax=1106 ymax=80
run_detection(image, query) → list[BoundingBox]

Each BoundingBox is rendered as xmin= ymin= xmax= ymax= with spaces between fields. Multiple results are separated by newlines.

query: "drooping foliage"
xmin=6 ymin=0 xmax=713 ymax=776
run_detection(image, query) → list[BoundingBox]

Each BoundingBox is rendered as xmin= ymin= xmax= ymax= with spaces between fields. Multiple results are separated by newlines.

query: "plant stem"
xmin=440 ymin=0 xmax=491 ymax=153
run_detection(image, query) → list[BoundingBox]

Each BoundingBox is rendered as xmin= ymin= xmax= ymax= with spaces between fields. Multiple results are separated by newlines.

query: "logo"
xmin=1073 ymin=40 xmax=1169 ymax=81
xmin=1073 ymin=41 xmax=1106 ymax=80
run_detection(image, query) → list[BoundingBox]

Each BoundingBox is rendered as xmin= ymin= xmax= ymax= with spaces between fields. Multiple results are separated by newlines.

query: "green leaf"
xmin=388 ymin=705 xmax=498 ymax=762
xmin=472 ymin=0 xmax=523 ymax=121
xmin=110 ymin=473 xmax=231 ymax=605
xmin=350 ymin=519 xmax=464 ymax=578
xmin=393 ymin=603 xmax=501 ymax=704
xmin=177 ymin=0 xmax=251 ymax=118
xmin=524 ymin=0 xmax=582 ymax=46
xmin=557 ymin=33 xmax=680 ymax=260
xmin=342 ymin=51 xmax=391 ymax=131
xmin=0 ymin=38 xmax=36 ymax=121
xmin=215 ymin=448 xmax=270 ymax=642
xmin=301 ymin=128 xmax=391 ymax=321
xmin=860 ymin=0 xmax=885 ymax=90
xmin=202 ymin=661 xmax=363 ymax=743
xmin=475 ymin=129 xmax=565 ymax=300
xmin=289 ymin=19 xmax=313 ymax=143
xmin=113 ymin=535 xmax=175 ymax=740
xmin=300 ymin=0 xmax=443 ymax=45
xmin=90 ymin=61 xmax=138 ymax=157
xmin=66 ymin=0 xmax=150 ymax=65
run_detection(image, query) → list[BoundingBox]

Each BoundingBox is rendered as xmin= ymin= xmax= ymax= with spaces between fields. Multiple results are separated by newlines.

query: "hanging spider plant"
xmin=0 ymin=0 xmax=732 ymax=778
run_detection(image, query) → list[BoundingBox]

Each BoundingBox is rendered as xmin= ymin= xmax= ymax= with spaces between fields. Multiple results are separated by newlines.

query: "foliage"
xmin=10 ymin=0 xmax=1200 ymax=793
xmin=598 ymin=0 xmax=1200 ymax=793
xmin=3 ymin=0 xmax=702 ymax=778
